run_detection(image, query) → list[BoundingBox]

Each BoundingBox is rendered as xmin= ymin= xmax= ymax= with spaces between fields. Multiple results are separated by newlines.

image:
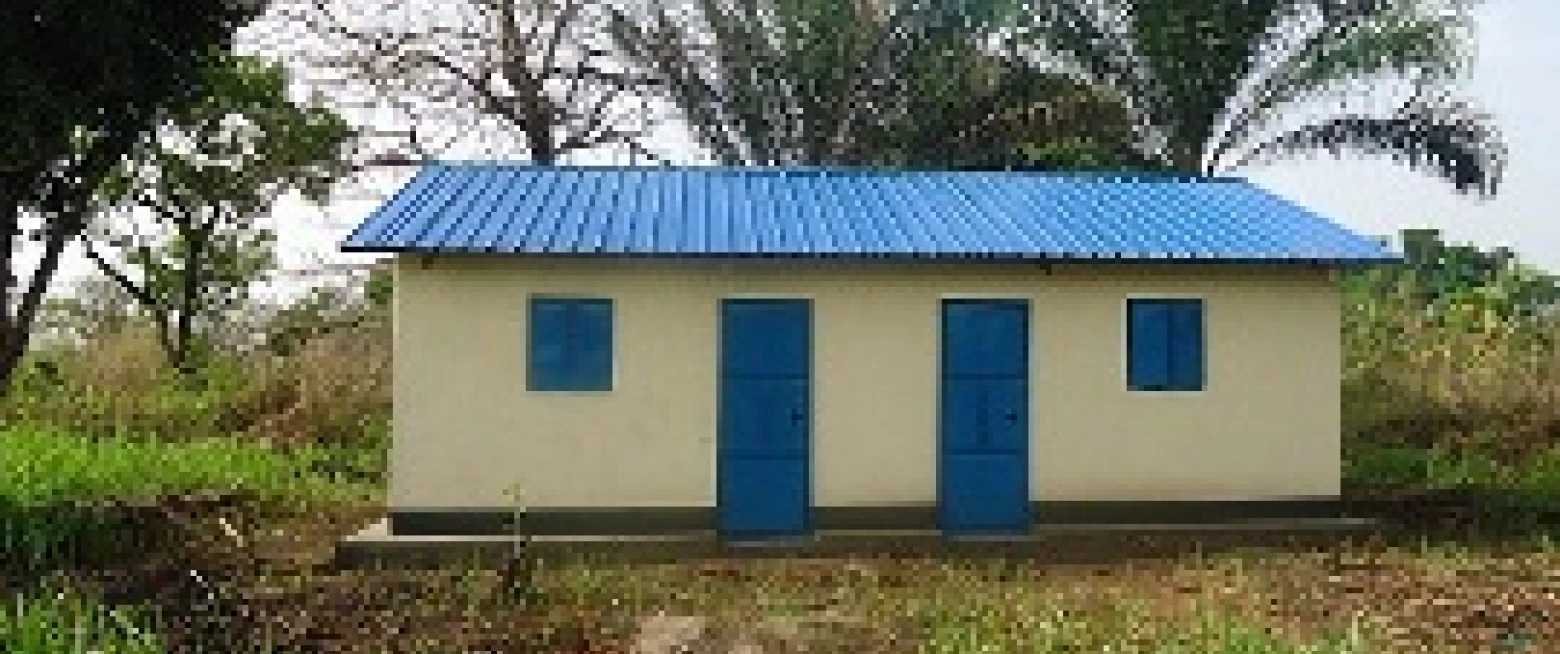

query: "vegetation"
xmin=1341 ymin=230 xmax=1558 ymax=465
xmin=1026 ymin=0 xmax=1505 ymax=191
xmin=0 ymin=0 xmax=1545 ymax=650
xmin=0 ymin=0 xmax=266 ymax=391
xmin=275 ymin=0 xmax=655 ymax=166
xmin=0 ymin=424 xmax=373 ymax=570
xmin=0 ymin=225 xmax=1550 ymax=651
xmin=604 ymin=0 xmax=1153 ymax=169
xmin=0 ymin=427 xmax=352 ymax=507
xmin=85 ymin=53 xmax=352 ymax=376
xmin=1 ymin=586 xmax=164 ymax=654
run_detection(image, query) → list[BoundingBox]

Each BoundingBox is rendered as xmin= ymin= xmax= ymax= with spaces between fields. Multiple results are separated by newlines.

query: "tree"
xmin=84 ymin=54 xmax=352 ymax=376
xmin=605 ymin=0 xmax=1150 ymax=168
xmin=0 ymin=0 xmax=267 ymax=393
xmin=270 ymin=0 xmax=654 ymax=166
xmin=1024 ymin=0 xmax=1505 ymax=192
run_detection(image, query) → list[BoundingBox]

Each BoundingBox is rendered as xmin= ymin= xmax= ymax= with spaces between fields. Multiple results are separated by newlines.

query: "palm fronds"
xmin=1020 ymin=0 xmax=1504 ymax=193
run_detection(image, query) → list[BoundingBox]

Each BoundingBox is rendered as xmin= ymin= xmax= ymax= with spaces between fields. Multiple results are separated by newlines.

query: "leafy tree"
xmin=0 ymin=0 xmax=266 ymax=393
xmin=606 ymin=0 xmax=1149 ymax=168
xmin=1025 ymin=0 xmax=1504 ymax=191
xmin=84 ymin=54 xmax=352 ymax=376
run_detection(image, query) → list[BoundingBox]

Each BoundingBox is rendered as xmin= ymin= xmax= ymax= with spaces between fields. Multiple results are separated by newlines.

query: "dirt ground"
xmin=12 ymin=495 xmax=1560 ymax=653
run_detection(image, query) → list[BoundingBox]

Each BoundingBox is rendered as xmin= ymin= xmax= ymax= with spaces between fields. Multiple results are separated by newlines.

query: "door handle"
xmin=791 ymin=410 xmax=805 ymax=422
xmin=1003 ymin=411 xmax=1019 ymax=422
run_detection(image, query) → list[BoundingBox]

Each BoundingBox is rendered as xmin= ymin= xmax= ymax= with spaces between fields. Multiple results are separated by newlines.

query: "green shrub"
xmin=1344 ymin=445 xmax=1503 ymax=490
xmin=1502 ymin=447 xmax=1560 ymax=512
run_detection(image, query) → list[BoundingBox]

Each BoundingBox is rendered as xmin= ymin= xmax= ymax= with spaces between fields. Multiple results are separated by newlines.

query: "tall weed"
xmin=1343 ymin=264 xmax=1558 ymax=453
xmin=2 ymin=316 xmax=391 ymax=450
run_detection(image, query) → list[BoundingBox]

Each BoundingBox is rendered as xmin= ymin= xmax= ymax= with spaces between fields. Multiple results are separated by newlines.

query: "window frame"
xmin=527 ymin=296 xmax=616 ymax=393
xmin=1124 ymin=296 xmax=1206 ymax=394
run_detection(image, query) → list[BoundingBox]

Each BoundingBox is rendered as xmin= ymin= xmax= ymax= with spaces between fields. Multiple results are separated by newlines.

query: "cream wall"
xmin=391 ymin=256 xmax=1341 ymax=511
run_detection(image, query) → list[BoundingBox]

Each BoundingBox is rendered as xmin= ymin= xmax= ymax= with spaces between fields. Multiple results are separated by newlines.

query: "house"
xmin=340 ymin=164 xmax=1399 ymax=540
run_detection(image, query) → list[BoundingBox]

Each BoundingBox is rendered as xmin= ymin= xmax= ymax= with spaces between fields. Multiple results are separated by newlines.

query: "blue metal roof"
xmin=340 ymin=164 xmax=1401 ymax=264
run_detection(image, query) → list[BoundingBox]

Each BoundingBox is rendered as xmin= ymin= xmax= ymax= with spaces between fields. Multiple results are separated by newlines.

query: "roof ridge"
xmin=426 ymin=161 xmax=1249 ymax=183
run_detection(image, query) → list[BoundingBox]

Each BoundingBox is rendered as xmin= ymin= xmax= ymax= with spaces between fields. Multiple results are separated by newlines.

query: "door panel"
xmin=719 ymin=378 xmax=808 ymax=457
xmin=942 ymin=302 xmax=1028 ymax=378
xmin=940 ymin=452 xmax=1029 ymax=530
xmin=718 ymin=300 xmax=811 ymax=537
xmin=721 ymin=302 xmax=810 ymax=377
xmin=940 ymin=300 xmax=1030 ymax=533
xmin=717 ymin=458 xmax=809 ymax=534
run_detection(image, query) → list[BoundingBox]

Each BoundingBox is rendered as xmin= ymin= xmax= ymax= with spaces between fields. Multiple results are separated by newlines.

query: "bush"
xmin=1342 ymin=231 xmax=1558 ymax=454
xmin=1 ymin=317 xmax=390 ymax=449
xmin=1344 ymin=444 xmax=1504 ymax=490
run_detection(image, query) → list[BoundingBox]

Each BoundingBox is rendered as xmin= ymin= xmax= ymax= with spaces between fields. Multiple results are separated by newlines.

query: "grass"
xmin=0 ymin=425 xmax=376 ymax=571
xmin=0 ymin=425 xmax=1555 ymax=652
xmin=916 ymin=600 xmax=1371 ymax=654
xmin=0 ymin=585 xmax=164 ymax=654
xmin=1345 ymin=441 xmax=1560 ymax=524
xmin=0 ymin=426 xmax=373 ymax=507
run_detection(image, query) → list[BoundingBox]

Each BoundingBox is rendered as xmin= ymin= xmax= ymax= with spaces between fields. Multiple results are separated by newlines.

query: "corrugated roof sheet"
xmin=340 ymin=164 xmax=1400 ymax=263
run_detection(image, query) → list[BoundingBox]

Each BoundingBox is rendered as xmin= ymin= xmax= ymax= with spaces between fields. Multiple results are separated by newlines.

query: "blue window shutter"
xmin=1167 ymin=300 xmax=1205 ymax=390
xmin=1128 ymin=300 xmax=1171 ymax=390
xmin=529 ymin=298 xmax=614 ymax=391
xmin=571 ymin=299 xmax=614 ymax=390
xmin=529 ymin=299 xmax=572 ymax=390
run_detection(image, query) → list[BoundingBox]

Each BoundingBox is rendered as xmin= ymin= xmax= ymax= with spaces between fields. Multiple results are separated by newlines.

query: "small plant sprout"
xmin=501 ymin=481 xmax=535 ymax=604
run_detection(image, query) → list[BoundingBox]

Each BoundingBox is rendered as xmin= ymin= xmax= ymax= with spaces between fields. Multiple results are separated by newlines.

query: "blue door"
xmin=939 ymin=300 xmax=1030 ymax=533
xmin=718 ymin=299 xmax=811 ymax=537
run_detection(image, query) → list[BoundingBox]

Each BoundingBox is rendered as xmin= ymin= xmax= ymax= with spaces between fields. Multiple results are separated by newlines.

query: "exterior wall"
xmin=391 ymin=256 xmax=1341 ymax=515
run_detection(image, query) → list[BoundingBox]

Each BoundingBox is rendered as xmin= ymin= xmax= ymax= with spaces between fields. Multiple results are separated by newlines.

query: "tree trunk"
xmin=0 ymin=207 xmax=79 ymax=396
xmin=527 ymin=122 xmax=559 ymax=165
xmin=0 ymin=183 xmax=26 ymax=395
xmin=0 ymin=134 xmax=137 ymax=395
xmin=81 ymin=239 xmax=180 ymax=366
xmin=0 ymin=182 xmax=18 ymax=335
xmin=174 ymin=228 xmax=207 ymax=378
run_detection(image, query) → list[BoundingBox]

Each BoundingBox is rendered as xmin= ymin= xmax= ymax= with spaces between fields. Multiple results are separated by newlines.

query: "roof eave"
xmin=337 ymin=245 xmax=1404 ymax=266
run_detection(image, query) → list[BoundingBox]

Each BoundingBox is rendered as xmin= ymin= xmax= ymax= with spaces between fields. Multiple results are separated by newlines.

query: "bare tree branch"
xmin=286 ymin=0 xmax=649 ymax=166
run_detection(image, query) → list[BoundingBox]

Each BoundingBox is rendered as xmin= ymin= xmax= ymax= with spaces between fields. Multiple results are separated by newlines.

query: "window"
xmin=528 ymin=298 xmax=614 ymax=391
xmin=1127 ymin=298 xmax=1204 ymax=392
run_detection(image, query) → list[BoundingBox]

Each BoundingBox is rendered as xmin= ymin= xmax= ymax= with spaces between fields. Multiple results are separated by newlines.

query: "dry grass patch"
xmin=20 ymin=501 xmax=1560 ymax=653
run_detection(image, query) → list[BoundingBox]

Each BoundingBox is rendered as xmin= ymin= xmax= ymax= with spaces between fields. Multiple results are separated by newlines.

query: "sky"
xmin=1249 ymin=0 xmax=1560 ymax=273
xmin=33 ymin=0 xmax=1560 ymax=304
